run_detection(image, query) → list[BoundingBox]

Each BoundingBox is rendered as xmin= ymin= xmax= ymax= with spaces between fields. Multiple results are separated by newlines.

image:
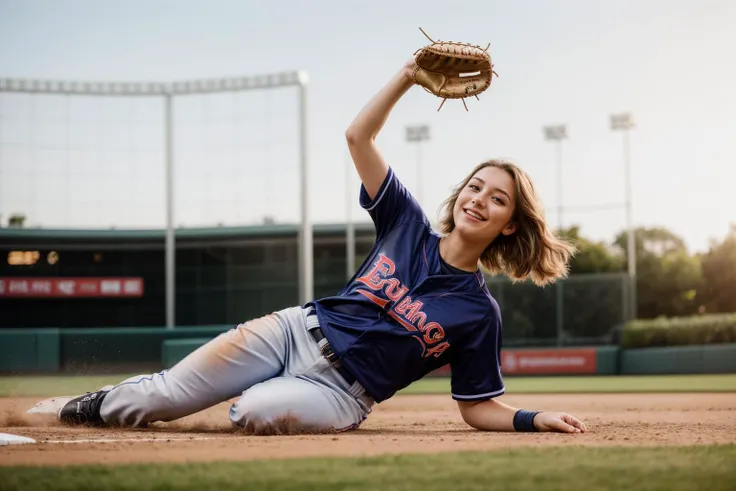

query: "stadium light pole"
xmin=406 ymin=125 xmax=430 ymax=207
xmin=543 ymin=124 xmax=568 ymax=347
xmin=611 ymin=112 xmax=637 ymax=321
xmin=543 ymin=124 xmax=568 ymax=231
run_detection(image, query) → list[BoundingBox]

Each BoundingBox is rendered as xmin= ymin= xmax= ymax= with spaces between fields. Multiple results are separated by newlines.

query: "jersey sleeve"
xmin=359 ymin=167 xmax=427 ymax=241
xmin=449 ymin=312 xmax=505 ymax=402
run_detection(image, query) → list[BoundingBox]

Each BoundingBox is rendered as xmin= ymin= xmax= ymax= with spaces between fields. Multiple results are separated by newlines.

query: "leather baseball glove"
xmin=411 ymin=28 xmax=498 ymax=111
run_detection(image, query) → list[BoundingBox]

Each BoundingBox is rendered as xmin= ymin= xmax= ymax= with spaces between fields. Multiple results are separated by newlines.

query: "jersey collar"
xmin=422 ymin=233 xmax=487 ymax=292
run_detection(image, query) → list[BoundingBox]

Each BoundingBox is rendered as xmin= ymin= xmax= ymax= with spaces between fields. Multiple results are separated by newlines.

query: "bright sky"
xmin=1 ymin=0 xmax=734 ymax=253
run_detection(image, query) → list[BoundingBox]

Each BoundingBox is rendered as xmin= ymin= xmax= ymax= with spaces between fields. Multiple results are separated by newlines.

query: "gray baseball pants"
xmin=97 ymin=306 xmax=374 ymax=432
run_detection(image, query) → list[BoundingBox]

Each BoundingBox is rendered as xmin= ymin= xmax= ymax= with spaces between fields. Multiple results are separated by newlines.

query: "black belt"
xmin=308 ymin=326 xmax=357 ymax=386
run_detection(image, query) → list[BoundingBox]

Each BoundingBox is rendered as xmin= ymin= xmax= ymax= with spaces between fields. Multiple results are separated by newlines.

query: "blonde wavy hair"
xmin=439 ymin=160 xmax=576 ymax=286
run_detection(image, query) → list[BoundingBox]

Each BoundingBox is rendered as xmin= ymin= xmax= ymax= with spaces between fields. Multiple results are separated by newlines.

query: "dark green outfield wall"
xmin=595 ymin=346 xmax=620 ymax=374
xmin=0 ymin=327 xmax=230 ymax=374
xmin=0 ymin=329 xmax=60 ymax=372
xmin=620 ymin=344 xmax=736 ymax=374
xmin=2 ymin=329 xmax=735 ymax=376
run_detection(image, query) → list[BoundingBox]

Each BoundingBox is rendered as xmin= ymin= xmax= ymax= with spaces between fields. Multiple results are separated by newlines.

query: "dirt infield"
xmin=1 ymin=393 xmax=735 ymax=467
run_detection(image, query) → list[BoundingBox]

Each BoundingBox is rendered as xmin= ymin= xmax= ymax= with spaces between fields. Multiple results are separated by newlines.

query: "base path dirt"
xmin=1 ymin=393 xmax=735 ymax=467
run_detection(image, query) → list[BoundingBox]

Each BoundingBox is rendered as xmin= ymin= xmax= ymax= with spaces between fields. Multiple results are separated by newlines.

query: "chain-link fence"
xmin=1 ymin=226 xmax=627 ymax=348
xmin=487 ymin=272 xmax=628 ymax=347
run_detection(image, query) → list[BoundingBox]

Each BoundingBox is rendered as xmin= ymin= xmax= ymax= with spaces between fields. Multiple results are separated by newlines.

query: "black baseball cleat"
xmin=58 ymin=390 xmax=109 ymax=426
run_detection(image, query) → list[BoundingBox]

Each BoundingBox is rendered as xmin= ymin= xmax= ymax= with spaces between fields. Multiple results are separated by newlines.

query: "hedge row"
xmin=622 ymin=313 xmax=736 ymax=349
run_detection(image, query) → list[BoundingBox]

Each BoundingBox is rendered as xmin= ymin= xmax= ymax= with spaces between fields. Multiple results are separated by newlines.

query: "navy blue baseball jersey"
xmin=308 ymin=167 xmax=505 ymax=403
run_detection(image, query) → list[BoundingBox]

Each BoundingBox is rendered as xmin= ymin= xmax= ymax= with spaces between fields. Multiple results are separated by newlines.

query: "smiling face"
xmin=450 ymin=165 xmax=518 ymax=246
xmin=440 ymin=159 xmax=576 ymax=286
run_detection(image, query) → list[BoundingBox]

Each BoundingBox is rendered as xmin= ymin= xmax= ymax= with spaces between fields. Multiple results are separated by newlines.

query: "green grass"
xmin=1 ymin=373 xmax=735 ymax=398
xmin=1 ymin=445 xmax=734 ymax=491
xmin=401 ymin=373 xmax=736 ymax=395
xmin=0 ymin=374 xmax=138 ymax=397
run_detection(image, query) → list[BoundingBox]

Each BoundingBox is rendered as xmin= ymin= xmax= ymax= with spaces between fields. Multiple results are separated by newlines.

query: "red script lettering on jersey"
xmin=356 ymin=254 xmax=450 ymax=358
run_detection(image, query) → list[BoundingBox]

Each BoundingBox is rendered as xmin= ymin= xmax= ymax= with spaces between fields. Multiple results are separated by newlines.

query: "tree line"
xmin=560 ymin=223 xmax=736 ymax=319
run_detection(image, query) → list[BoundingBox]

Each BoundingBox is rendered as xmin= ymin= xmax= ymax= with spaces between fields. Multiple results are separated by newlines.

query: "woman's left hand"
xmin=533 ymin=411 xmax=587 ymax=433
xmin=402 ymin=56 xmax=418 ymax=83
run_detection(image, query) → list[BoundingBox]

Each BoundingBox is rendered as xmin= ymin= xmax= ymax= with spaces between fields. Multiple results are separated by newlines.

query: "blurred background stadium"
xmin=0 ymin=74 xmax=629 ymax=348
xmin=1 ymin=0 xmax=734 ymax=375
xmin=1 ymin=5 xmax=734 ymax=489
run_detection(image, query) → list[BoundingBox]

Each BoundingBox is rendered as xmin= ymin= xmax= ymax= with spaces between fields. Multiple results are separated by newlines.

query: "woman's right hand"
xmin=533 ymin=411 xmax=587 ymax=433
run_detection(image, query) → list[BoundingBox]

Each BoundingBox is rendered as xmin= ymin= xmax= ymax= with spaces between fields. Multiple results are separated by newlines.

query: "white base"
xmin=26 ymin=386 xmax=115 ymax=416
xmin=0 ymin=432 xmax=36 ymax=445
xmin=26 ymin=396 xmax=75 ymax=416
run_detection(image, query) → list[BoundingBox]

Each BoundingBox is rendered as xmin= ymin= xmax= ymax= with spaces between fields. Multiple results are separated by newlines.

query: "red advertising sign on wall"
xmin=427 ymin=348 xmax=598 ymax=377
xmin=0 ymin=277 xmax=144 ymax=298
xmin=500 ymin=348 xmax=597 ymax=375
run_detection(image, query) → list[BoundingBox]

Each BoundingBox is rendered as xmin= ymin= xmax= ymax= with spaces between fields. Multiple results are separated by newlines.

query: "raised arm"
xmin=345 ymin=59 xmax=416 ymax=200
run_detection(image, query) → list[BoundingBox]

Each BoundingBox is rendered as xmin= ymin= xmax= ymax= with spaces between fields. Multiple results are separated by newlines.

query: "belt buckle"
xmin=320 ymin=342 xmax=341 ymax=368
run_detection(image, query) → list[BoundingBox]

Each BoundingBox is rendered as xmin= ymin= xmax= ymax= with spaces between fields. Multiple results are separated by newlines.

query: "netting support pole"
xmin=297 ymin=73 xmax=313 ymax=305
xmin=165 ymin=93 xmax=175 ymax=329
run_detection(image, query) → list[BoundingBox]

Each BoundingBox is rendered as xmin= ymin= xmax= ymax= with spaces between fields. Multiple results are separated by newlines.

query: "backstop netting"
xmin=0 ymin=80 xmax=300 ymax=229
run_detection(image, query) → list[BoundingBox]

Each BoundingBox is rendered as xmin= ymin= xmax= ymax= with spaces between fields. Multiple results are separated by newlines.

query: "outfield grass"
xmin=1 ymin=445 xmax=734 ymax=491
xmin=402 ymin=373 xmax=736 ymax=395
xmin=0 ymin=374 xmax=137 ymax=398
xmin=0 ymin=373 xmax=734 ymax=398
